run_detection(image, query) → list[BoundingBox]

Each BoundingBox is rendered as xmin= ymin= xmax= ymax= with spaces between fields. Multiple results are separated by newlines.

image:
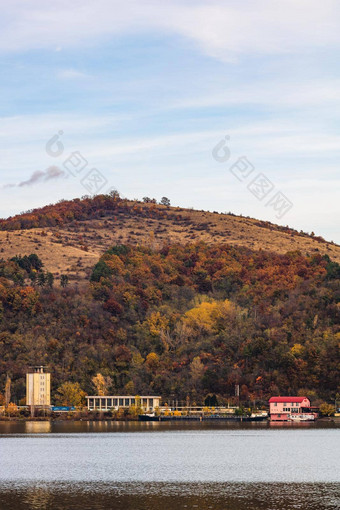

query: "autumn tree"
xmin=55 ymin=382 xmax=86 ymax=407
xmin=145 ymin=352 xmax=159 ymax=371
xmin=190 ymin=357 xmax=205 ymax=386
xmin=92 ymin=373 xmax=112 ymax=396
xmin=319 ymin=403 xmax=335 ymax=417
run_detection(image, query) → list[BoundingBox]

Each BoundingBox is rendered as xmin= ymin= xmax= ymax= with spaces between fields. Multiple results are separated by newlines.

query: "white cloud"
xmin=1 ymin=1 xmax=340 ymax=59
xmin=168 ymin=78 xmax=340 ymax=110
xmin=57 ymin=69 xmax=91 ymax=80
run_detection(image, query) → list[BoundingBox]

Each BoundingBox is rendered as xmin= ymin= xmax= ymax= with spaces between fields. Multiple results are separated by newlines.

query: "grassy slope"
xmin=0 ymin=200 xmax=339 ymax=283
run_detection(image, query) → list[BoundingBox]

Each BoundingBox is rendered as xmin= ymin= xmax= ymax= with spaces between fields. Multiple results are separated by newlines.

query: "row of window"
xmin=273 ymin=402 xmax=300 ymax=407
xmin=88 ymin=398 xmax=154 ymax=408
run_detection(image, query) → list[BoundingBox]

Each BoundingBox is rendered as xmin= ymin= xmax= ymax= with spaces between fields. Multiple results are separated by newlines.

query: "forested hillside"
xmin=0 ymin=242 xmax=339 ymax=405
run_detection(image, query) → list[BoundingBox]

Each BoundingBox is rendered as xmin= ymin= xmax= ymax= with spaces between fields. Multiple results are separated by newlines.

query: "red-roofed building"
xmin=269 ymin=396 xmax=314 ymax=421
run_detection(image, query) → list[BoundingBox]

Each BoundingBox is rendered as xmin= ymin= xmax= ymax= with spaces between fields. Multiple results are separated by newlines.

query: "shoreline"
xmin=0 ymin=416 xmax=339 ymax=423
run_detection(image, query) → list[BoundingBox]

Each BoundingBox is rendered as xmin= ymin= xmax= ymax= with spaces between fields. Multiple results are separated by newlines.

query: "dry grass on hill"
xmin=0 ymin=202 xmax=339 ymax=282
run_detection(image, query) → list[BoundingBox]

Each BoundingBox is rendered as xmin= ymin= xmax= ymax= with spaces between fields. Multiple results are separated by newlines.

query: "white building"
xmin=86 ymin=395 xmax=161 ymax=412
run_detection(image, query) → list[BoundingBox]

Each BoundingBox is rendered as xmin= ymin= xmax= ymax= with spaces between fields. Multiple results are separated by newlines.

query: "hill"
xmin=0 ymin=242 xmax=339 ymax=406
xmin=0 ymin=194 xmax=339 ymax=285
xmin=0 ymin=194 xmax=339 ymax=407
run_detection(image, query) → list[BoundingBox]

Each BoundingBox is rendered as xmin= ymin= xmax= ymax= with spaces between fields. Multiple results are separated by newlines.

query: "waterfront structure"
xmin=86 ymin=395 xmax=161 ymax=412
xmin=269 ymin=396 xmax=315 ymax=421
xmin=26 ymin=366 xmax=51 ymax=408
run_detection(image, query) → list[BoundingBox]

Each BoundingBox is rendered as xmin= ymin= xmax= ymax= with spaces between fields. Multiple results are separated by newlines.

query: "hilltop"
xmin=0 ymin=194 xmax=339 ymax=283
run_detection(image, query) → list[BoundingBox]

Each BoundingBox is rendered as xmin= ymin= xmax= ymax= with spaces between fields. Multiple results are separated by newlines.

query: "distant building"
xmin=26 ymin=366 xmax=51 ymax=408
xmin=86 ymin=395 xmax=161 ymax=412
xmin=269 ymin=396 xmax=315 ymax=421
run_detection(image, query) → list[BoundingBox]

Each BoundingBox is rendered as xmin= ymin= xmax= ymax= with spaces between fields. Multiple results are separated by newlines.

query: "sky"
xmin=0 ymin=0 xmax=339 ymax=243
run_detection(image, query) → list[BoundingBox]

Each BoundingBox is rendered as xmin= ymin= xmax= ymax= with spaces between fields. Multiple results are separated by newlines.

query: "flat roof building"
xmin=26 ymin=366 xmax=51 ymax=408
xmin=86 ymin=395 xmax=161 ymax=412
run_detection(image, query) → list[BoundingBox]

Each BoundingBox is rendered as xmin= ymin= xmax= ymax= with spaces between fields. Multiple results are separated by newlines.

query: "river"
xmin=0 ymin=421 xmax=339 ymax=509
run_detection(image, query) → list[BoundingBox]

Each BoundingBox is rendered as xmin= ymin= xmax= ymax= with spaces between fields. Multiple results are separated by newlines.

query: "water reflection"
xmin=25 ymin=422 xmax=52 ymax=434
xmin=1 ymin=419 xmax=338 ymax=435
xmin=22 ymin=486 xmax=52 ymax=510
xmin=0 ymin=482 xmax=338 ymax=510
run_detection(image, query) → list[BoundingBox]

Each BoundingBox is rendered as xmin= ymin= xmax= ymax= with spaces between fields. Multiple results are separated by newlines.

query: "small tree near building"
xmin=319 ymin=403 xmax=335 ymax=417
xmin=55 ymin=382 xmax=86 ymax=407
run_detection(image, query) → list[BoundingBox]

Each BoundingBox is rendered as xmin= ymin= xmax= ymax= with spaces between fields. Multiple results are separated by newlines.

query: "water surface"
xmin=0 ymin=421 xmax=339 ymax=509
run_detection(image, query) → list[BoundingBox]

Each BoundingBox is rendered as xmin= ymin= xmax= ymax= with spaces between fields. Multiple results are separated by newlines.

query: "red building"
xmin=269 ymin=396 xmax=316 ymax=421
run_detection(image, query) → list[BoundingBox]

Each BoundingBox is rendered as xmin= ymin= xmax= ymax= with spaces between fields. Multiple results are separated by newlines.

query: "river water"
xmin=0 ymin=421 xmax=339 ymax=509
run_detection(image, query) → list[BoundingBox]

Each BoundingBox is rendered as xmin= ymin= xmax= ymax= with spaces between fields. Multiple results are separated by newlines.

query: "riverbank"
xmin=0 ymin=415 xmax=339 ymax=423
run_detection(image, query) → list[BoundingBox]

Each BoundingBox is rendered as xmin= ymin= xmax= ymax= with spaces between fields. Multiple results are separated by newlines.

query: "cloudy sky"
xmin=1 ymin=0 xmax=339 ymax=242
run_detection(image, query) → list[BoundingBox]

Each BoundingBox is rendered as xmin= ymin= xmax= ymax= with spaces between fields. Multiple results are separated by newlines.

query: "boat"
xmin=289 ymin=413 xmax=315 ymax=422
xmin=138 ymin=413 xmax=160 ymax=421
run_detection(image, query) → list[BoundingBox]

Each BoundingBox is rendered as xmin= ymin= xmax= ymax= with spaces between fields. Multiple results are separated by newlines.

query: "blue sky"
xmin=0 ymin=0 xmax=339 ymax=243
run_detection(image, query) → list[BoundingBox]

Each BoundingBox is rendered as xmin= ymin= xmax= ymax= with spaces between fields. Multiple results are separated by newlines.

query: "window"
xmin=131 ymin=398 xmax=135 ymax=406
xmin=119 ymin=398 xmax=124 ymax=407
xmin=95 ymin=398 xmax=100 ymax=408
xmin=125 ymin=398 xmax=130 ymax=407
xmin=107 ymin=399 xmax=112 ymax=408
xmin=274 ymin=402 xmax=277 ymax=406
xmin=149 ymin=399 xmax=153 ymax=408
xmin=113 ymin=398 xmax=118 ymax=406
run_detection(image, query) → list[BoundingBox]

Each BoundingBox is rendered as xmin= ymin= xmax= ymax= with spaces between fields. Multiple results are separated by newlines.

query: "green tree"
xmin=37 ymin=272 xmax=46 ymax=287
xmin=160 ymin=197 xmax=171 ymax=206
xmin=46 ymin=272 xmax=54 ymax=288
xmin=60 ymin=274 xmax=69 ymax=288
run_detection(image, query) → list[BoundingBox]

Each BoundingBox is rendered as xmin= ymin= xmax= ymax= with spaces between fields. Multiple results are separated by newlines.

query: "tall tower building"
xmin=26 ymin=366 xmax=51 ymax=408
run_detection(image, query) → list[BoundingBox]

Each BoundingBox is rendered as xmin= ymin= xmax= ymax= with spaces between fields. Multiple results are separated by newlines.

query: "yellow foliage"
xmin=291 ymin=343 xmax=304 ymax=357
xmin=7 ymin=402 xmax=18 ymax=414
xmin=145 ymin=311 xmax=169 ymax=336
xmin=92 ymin=373 xmax=112 ymax=396
xmin=102 ymin=254 xmax=124 ymax=274
xmin=184 ymin=299 xmax=234 ymax=332
xmin=145 ymin=352 xmax=159 ymax=369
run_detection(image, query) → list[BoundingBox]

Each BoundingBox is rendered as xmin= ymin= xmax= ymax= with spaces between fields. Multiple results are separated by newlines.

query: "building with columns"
xmin=86 ymin=395 xmax=161 ymax=412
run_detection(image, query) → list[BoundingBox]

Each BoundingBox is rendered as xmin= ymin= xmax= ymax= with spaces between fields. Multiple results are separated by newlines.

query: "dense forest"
xmin=0 ymin=241 xmax=339 ymax=406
